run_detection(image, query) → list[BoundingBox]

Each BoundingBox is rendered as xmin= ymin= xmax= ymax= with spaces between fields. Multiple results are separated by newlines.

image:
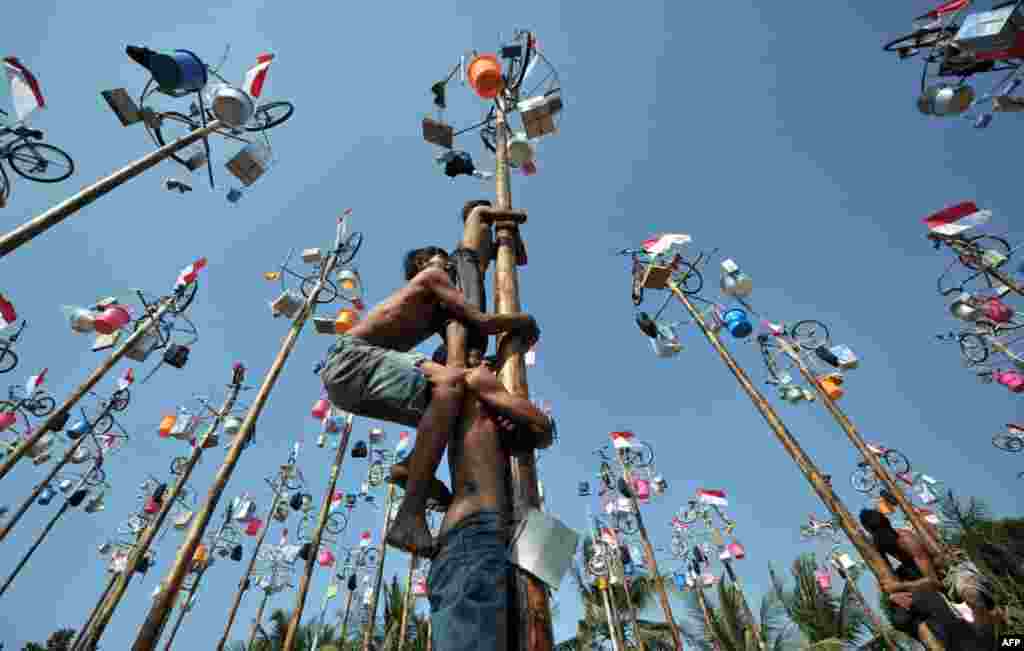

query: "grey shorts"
xmin=319 ymin=335 xmax=430 ymax=428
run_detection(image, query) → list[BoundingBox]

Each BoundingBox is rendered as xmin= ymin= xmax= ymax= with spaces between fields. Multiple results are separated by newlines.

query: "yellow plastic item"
xmin=877 ymin=497 xmax=895 ymax=515
xmin=596 ymin=576 xmax=607 ymax=590
xmin=818 ymin=375 xmax=844 ymax=401
xmin=467 ymin=54 xmax=503 ymax=99
xmin=192 ymin=544 xmax=209 ymax=566
xmin=334 ymin=307 xmax=360 ymax=334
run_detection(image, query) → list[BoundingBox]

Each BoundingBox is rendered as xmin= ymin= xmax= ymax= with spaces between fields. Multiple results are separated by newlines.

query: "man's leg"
xmin=389 ymin=456 xmax=453 ymax=510
xmin=465 ymin=366 xmax=554 ymax=448
xmin=386 ymin=363 xmax=466 ymax=555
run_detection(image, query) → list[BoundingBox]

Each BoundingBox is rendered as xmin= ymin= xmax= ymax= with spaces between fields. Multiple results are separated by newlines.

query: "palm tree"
xmin=21 ymin=629 xmax=75 ymax=651
xmin=225 ymin=607 xmax=340 ymax=651
xmin=678 ymin=578 xmax=797 ymax=650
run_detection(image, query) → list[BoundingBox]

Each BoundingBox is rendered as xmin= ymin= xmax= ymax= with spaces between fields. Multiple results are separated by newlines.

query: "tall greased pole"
xmin=397 ymin=552 xmax=418 ymax=651
xmin=693 ymin=579 xmax=719 ymax=651
xmin=282 ymin=413 xmax=354 ymax=651
xmin=832 ymin=562 xmax=898 ymax=651
xmin=0 ymin=121 xmax=224 ymax=258
xmin=361 ymin=483 xmax=397 ymax=651
xmin=132 ymin=231 xmax=342 ymax=651
xmin=85 ymin=372 xmax=244 ymax=650
xmin=246 ymin=590 xmax=271 ymax=651
xmin=667 ymin=283 xmax=946 ymax=651
xmin=162 ymin=567 xmax=206 ymax=651
xmin=492 ymin=102 xmax=554 ymax=651
xmin=616 ymin=449 xmax=680 ymax=649
xmin=0 ymin=499 xmax=71 ymax=597
xmin=72 ymin=574 xmax=118 ymax=651
xmin=339 ymin=580 xmax=356 ymax=644
xmin=776 ymin=338 xmax=950 ymax=562
xmin=617 ymin=565 xmax=646 ymax=651
xmin=0 ymin=299 xmax=172 ymax=482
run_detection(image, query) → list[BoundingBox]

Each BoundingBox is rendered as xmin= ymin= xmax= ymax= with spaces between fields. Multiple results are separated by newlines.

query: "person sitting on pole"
xmin=319 ymin=219 xmax=553 ymax=557
xmin=859 ymin=506 xmax=995 ymax=648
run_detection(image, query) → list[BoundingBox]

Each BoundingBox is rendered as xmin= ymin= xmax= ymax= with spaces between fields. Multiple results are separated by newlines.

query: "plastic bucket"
xmin=94 ymin=305 xmax=131 ymax=335
xmin=0 ymin=412 xmax=16 ymax=432
xmin=151 ymin=49 xmax=207 ymax=93
xmin=245 ymin=518 xmax=263 ymax=536
xmin=722 ymin=309 xmax=752 ymax=338
xmin=467 ymin=54 xmax=503 ymax=99
xmin=69 ymin=308 xmax=96 ymax=333
xmin=335 ymin=307 xmax=360 ymax=334
xmin=312 ymin=399 xmax=329 ymax=420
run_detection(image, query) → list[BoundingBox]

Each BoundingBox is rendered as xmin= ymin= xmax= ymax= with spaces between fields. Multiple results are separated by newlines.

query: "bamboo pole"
xmin=71 ymin=574 xmax=118 ymax=651
xmin=0 ymin=299 xmax=172 ymax=483
xmin=361 ymin=483 xmax=397 ymax=651
xmin=0 ymin=121 xmax=224 ymax=258
xmin=397 ymin=553 xmax=418 ymax=651
xmin=132 ymin=257 xmax=334 ymax=651
xmin=693 ymin=582 xmax=720 ymax=651
xmin=339 ymin=582 xmax=356 ymax=645
xmin=778 ymin=338 xmax=949 ymax=561
xmin=0 ymin=498 xmax=71 ymax=597
xmin=667 ymin=284 xmax=946 ymax=651
xmin=617 ymin=570 xmax=646 ymax=651
xmin=246 ymin=590 xmax=271 ymax=651
xmin=282 ymin=414 xmax=354 ymax=651
xmin=426 ymin=616 xmax=432 ymax=651
xmin=492 ymin=102 xmax=553 ymax=651
xmin=215 ymin=486 xmax=286 ymax=651
xmin=86 ymin=381 xmax=243 ymax=650
xmin=162 ymin=567 xmax=205 ymax=651
xmin=616 ymin=449 xmax=680 ymax=650
xmin=600 ymin=582 xmax=624 ymax=651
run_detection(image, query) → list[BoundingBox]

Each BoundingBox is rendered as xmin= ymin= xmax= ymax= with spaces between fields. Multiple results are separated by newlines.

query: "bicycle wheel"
xmin=960 ymin=235 xmax=1011 ymax=271
xmin=671 ymin=262 xmax=704 ymax=296
xmin=244 ymin=101 xmax=295 ymax=132
xmin=172 ymin=281 xmax=199 ymax=315
xmin=109 ymin=390 xmax=130 ymax=412
xmin=959 ymin=332 xmax=990 ymax=365
xmin=0 ymin=347 xmax=17 ymax=374
xmin=7 ymin=143 xmax=74 ymax=183
xmin=300 ymin=274 xmax=339 ymax=304
xmin=792 ymin=320 xmax=831 ymax=350
xmin=92 ymin=414 xmax=114 ymax=436
xmin=883 ymin=449 xmax=911 ymax=476
xmin=326 ymin=511 xmax=348 ymax=535
xmin=27 ymin=395 xmax=55 ymax=417
xmin=0 ymin=163 xmax=9 ymax=205
xmin=760 ymin=339 xmax=785 ymax=382
xmin=850 ymin=467 xmax=877 ymax=494
xmin=338 ymin=231 xmax=364 ymax=266
xmin=993 ymin=433 xmax=1024 ymax=453
xmin=624 ymin=442 xmax=654 ymax=468
xmin=883 ymin=27 xmax=956 ymax=54
xmin=152 ymin=111 xmax=203 ymax=169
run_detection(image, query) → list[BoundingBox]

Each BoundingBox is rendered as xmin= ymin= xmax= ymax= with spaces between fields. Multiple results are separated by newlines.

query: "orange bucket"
xmin=159 ymin=415 xmax=176 ymax=438
xmin=467 ymin=54 xmax=503 ymax=99
xmin=335 ymin=307 xmax=360 ymax=334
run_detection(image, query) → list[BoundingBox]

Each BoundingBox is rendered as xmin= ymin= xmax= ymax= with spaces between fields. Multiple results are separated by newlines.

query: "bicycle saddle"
xmin=13 ymin=127 xmax=43 ymax=140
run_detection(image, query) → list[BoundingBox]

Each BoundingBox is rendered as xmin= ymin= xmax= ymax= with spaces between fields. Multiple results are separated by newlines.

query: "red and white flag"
xmin=600 ymin=527 xmax=618 ymax=546
xmin=762 ymin=320 xmax=784 ymax=336
xmin=0 ymin=294 xmax=15 ymax=329
xmin=242 ymin=53 xmax=274 ymax=99
xmin=117 ymin=368 xmax=134 ymax=392
xmin=697 ymin=488 xmax=728 ymax=507
xmin=330 ymin=490 xmax=343 ymax=511
xmin=610 ymin=430 xmax=634 ymax=450
xmin=25 ymin=368 xmax=46 ymax=396
xmin=360 ymin=530 xmax=372 ymax=547
xmin=3 ymin=57 xmax=45 ymax=122
xmin=923 ymin=202 xmax=991 ymax=236
xmin=175 ymin=257 xmax=207 ymax=288
xmin=641 ymin=233 xmax=690 ymax=257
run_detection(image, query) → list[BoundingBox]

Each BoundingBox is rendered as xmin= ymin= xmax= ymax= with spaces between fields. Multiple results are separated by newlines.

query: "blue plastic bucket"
xmin=67 ymin=420 xmax=90 ymax=439
xmin=722 ymin=308 xmax=752 ymax=339
xmin=150 ymin=49 xmax=207 ymax=92
xmin=673 ymin=572 xmax=687 ymax=591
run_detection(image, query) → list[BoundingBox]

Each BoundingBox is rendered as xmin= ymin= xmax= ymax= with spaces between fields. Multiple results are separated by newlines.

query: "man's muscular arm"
xmin=414 ymin=268 xmax=538 ymax=341
xmin=881 ymin=535 xmax=944 ymax=594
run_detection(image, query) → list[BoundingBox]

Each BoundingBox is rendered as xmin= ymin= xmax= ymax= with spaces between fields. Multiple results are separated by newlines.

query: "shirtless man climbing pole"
xmin=319 ymin=227 xmax=554 ymax=557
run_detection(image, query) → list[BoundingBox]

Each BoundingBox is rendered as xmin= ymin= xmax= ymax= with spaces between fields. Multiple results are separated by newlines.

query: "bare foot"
xmin=386 ymin=508 xmax=435 ymax=557
xmin=389 ymin=462 xmax=453 ymax=510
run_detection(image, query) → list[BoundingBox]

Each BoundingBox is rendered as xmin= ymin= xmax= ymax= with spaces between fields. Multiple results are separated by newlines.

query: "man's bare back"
xmin=348 ymin=281 xmax=443 ymax=351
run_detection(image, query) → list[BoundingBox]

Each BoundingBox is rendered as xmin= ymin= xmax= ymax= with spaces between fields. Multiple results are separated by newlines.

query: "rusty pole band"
xmin=361 ymin=482 xmax=397 ymax=651
xmin=778 ymin=338 xmax=950 ymax=562
xmin=397 ymin=552 xmax=418 ymax=651
xmin=667 ymin=284 xmax=946 ymax=651
xmin=72 ymin=574 xmax=118 ymax=651
xmin=246 ymin=589 xmax=272 ymax=651
xmin=616 ymin=449 xmax=680 ymax=650
xmin=215 ymin=484 xmax=287 ymax=651
xmin=282 ymin=414 xmax=355 ymax=651
xmin=162 ymin=567 xmax=206 ymax=651
xmin=132 ymin=263 xmax=333 ymax=651
xmin=0 ymin=499 xmax=71 ymax=597
xmin=0 ymin=121 xmax=224 ymax=258
xmin=0 ymin=299 xmax=173 ymax=483
xmin=492 ymin=104 xmax=554 ymax=651
xmin=84 ymin=382 xmax=243 ymax=650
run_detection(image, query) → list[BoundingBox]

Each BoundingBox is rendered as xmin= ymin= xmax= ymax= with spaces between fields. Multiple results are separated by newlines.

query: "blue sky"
xmin=1 ymin=0 xmax=1022 ymax=647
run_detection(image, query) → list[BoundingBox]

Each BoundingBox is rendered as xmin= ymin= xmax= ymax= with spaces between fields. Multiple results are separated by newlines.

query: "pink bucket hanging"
xmin=144 ymin=497 xmax=160 ymax=515
xmin=318 ymin=549 xmax=336 ymax=566
xmin=93 ymin=305 xmax=131 ymax=335
xmin=815 ymin=567 xmax=832 ymax=590
xmin=311 ymin=399 xmax=329 ymax=419
xmin=0 ymin=411 xmax=16 ymax=431
xmin=727 ymin=541 xmax=746 ymax=560
xmin=983 ymin=297 xmax=1014 ymax=323
xmin=995 ymin=370 xmax=1024 ymax=393
xmin=245 ymin=518 xmax=263 ymax=536
xmin=633 ymin=478 xmax=650 ymax=501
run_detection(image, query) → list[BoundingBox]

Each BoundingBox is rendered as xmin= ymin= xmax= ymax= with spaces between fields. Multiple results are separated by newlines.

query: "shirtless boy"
xmin=320 ymin=243 xmax=553 ymax=556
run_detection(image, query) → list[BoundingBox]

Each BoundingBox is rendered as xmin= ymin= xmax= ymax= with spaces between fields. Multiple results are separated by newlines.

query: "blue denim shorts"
xmin=320 ymin=335 xmax=430 ymax=428
xmin=428 ymin=511 xmax=509 ymax=651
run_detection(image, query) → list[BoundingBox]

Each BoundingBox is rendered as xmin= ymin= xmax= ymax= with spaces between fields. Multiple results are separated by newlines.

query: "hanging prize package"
xmin=508 ymin=508 xmax=579 ymax=589
xmin=352 ymin=440 xmax=368 ymax=458
xmin=163 ymin=344 xmax=190 ymax=369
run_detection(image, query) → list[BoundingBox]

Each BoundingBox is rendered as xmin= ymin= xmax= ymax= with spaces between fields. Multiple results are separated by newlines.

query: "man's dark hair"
xmin=462 ymin=199 xmax=492 ymax=223
xmin=861 ymin=508 xmax=901 ymax=550
xmin=404 ymin=246 xmax=448 ymax=281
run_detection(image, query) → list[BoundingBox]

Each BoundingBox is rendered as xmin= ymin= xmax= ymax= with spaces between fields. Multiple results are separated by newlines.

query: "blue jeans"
xmin=428 ymin=511 xmax=508 ymax=651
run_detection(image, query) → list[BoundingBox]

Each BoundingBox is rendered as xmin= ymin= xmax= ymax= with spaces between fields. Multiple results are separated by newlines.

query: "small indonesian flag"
xmin=763 ymin=321 xmax=784 ymax=336
xmin=924 ymin=0 xmax=969 ymax=19
xmin=923 ymin=202 xmax=991 ymax=237
xmin=0 ymin=294 xmax=16 ymax=329
xmin=242 ymin=53 xmax=274 ymax=99
xmin=117 ymin=368 xmax=134 ymax=391
xmin=525 ymin=345 xmax=537 ymax=367
xmin=641 ymin=233 xmax=691 ymax=257
xmin=25 ymin=368 xmax=46 ymax=395
xmin=360 ymin=530 xmax=372 ymax=547
xmin=3 ymin=57 xmax=45 ymax=122
xmin=697 ymin=488 xmax=728 ymax=507
xmin=330 ymin=491 xmax=343 ymax=511
xmin=396 ymin=431 xmax=411 ymax=458
xmin=610 ymin=431 xmax=634 ymax=450
xmin=175 ymin=257 xmax=207 ymax=289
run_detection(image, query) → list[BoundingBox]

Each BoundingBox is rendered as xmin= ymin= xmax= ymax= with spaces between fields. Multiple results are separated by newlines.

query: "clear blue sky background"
xmin=1 ymin=0 xmax=1022 ymax=648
